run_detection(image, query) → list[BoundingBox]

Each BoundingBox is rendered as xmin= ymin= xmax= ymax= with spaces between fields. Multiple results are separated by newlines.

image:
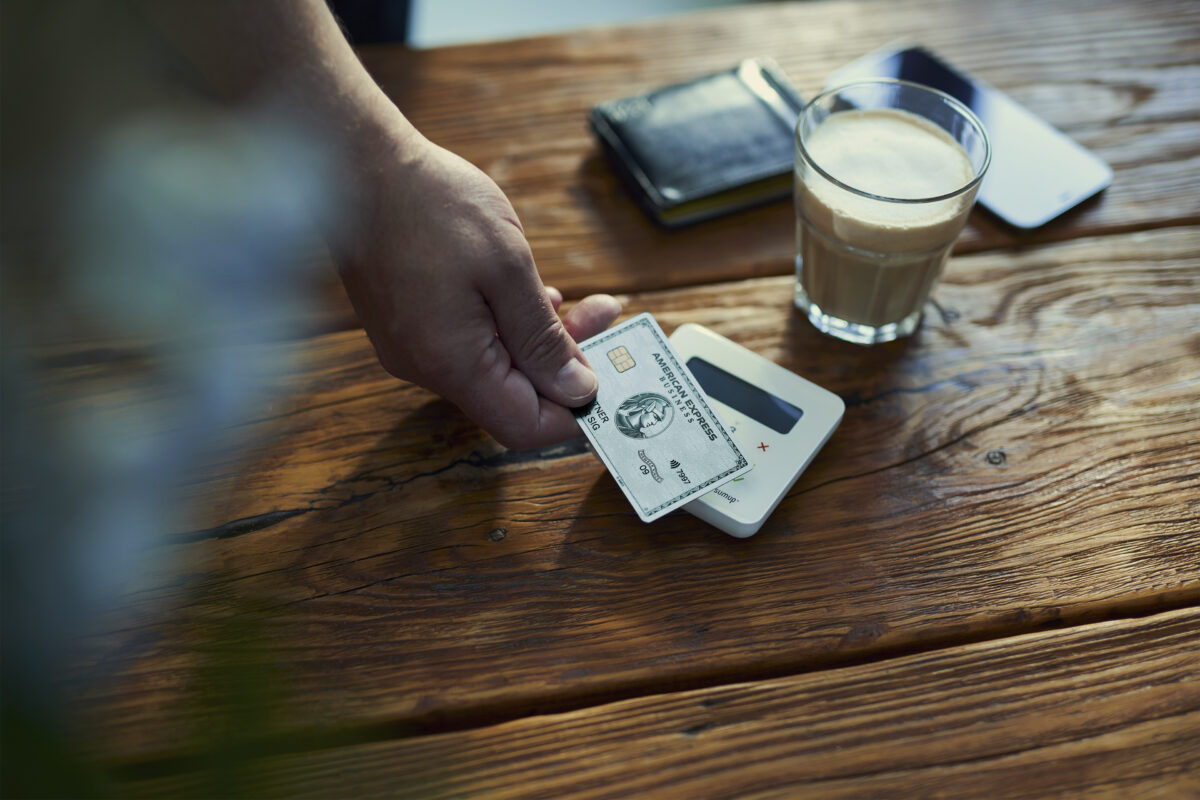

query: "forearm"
xmin=141 ymin=0 xmax=421 ymax=152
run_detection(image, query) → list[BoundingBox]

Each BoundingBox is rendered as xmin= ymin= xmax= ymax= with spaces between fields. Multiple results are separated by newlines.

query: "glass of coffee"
xmin=793 ymin=80 xmax=990 ymax=344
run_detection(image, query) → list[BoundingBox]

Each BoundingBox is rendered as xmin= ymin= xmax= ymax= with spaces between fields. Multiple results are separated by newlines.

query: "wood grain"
xmin=119 ymin=608 xmax=1200 ymax=799
xmin=286 ymin=0 xmax=1200 ymax=336
xmin=68 ymin=226 xmax=1200 ymax=764
xmin=31 ymin=4 xmax=1200 ymax=792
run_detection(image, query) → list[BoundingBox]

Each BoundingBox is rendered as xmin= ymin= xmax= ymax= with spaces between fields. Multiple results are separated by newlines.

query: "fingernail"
xmin=555 ymin=358 xmax=597 ymax=403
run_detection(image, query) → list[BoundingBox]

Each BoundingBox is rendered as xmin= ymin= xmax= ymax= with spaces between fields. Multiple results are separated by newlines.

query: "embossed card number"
xmin=575 ymin=313 xmax=752 ymax=522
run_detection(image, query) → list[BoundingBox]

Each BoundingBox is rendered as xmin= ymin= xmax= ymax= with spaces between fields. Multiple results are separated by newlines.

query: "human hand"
xmin=335 ymin=132 xmax=622 ymax=449
xmin=142 ymin=0 xmax=621 ymax=448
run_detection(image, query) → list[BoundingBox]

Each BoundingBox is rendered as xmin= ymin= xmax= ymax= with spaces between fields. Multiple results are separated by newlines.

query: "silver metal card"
xmin=575 ymin=313 xmax=751 ymax=522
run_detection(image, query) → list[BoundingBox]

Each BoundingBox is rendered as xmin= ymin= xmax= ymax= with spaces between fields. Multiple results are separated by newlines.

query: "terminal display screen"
xmin=686 ymin=356 xmax=803 ymax=435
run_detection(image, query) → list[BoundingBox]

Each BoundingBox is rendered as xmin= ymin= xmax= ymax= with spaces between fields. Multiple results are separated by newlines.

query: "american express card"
xmin=574 ymin=313 xmax=751 ymax=522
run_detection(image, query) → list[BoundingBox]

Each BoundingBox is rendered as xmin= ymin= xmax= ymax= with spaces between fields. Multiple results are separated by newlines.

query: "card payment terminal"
xmin=670 ymin=324 xmax=844 ymax=537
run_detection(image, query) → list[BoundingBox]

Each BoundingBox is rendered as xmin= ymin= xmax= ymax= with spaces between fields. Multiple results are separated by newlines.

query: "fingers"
xmin=560 ymin=294 xmax=622 ymax=343
xmin=442 ymin=294 xmax=622 ymax=449
xmin=537 ymin=288 xmax=622 ymax=341
xmin=449 ymin=331 xmax=589 ymax=449
xmin=484 ymin=249 xmax=600 ymax=410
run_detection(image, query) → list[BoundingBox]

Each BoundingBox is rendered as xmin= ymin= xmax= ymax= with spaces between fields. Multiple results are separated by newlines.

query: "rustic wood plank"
xmin=279 ymin=0 xmax=1200 ymax=336
xmin=119 ymin=608 xmax=1200 ymax=799
xmin=66 ymin=225 xmax=1200 ymax=763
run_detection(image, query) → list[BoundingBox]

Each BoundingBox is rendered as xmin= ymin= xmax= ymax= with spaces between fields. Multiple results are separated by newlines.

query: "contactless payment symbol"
xmin=615 ymin=393 xmax=673 ymax=439
xmin=607 ymin=346 xmax=635 ymax=373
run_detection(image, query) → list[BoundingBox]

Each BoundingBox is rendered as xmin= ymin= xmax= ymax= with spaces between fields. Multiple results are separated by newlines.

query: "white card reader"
xmin=669 ymin=324 xmax=844 ymax=538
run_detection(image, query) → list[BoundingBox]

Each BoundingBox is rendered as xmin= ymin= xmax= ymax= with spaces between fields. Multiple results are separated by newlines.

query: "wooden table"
xmin=69 ymin=0 xmax=1200 ymax=796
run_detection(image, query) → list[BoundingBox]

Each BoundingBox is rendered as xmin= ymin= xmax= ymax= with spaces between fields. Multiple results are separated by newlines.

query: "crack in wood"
xmin=171 ymin=508 xmax=309 ymax=543
xmin=173 ymin=438 xmax=594 ymax=543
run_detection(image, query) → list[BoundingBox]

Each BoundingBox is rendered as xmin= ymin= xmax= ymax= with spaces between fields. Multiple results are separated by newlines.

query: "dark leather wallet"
xmin=589 ymin=59 xmax=805 ymax=227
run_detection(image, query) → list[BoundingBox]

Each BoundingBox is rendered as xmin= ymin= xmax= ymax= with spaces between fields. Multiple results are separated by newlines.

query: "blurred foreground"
xmin=1 ymin=3 xmax=342 ymax=793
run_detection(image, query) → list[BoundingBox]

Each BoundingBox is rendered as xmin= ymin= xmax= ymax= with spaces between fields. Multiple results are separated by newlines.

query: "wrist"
xmin=340 ymin=85 xmax=428 ymax=175
xmin=325 ymin=85 xmax=433 ymax=273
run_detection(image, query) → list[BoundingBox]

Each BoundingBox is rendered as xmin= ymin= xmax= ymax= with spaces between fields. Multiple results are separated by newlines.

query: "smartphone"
xmin=826 ymin=45 xmax=1112 ymax=229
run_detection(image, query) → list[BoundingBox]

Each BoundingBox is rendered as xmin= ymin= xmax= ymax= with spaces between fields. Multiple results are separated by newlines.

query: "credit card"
xmin=574 ymin=313 xmax=751 ymax=522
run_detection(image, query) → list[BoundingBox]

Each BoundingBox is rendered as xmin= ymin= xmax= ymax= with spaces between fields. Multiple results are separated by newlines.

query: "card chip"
xmin=607 ymin=346 xmax=635 ymax=372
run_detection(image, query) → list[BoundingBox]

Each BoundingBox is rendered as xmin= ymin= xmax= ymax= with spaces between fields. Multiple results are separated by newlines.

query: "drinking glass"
xmin=794 ymin=80 xmax=990 ymax=344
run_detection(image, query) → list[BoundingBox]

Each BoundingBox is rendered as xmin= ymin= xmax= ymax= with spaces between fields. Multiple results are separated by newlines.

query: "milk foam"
xmin=801 ymin=109 xmax=975 ymax=251
xmin=806 ymin=108 xmax=974 ymax=201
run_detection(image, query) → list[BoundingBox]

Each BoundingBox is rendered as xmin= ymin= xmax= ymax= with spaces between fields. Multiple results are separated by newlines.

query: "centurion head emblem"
xmin=614 ymin=393 xmax=674 ymax=439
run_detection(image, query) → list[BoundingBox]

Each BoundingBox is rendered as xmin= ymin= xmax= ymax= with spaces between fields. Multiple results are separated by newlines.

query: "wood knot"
xmin=681 ymin=721 xmax=715 ymax=737
xmin=986 ymin=449 xmax=1007 ymax=466
xmin=486 ymin=528 xmax=507 ymax=542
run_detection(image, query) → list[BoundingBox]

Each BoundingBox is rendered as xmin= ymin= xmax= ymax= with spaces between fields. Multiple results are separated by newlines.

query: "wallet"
xmin=589 ymin=59 xmax=805 ymax=227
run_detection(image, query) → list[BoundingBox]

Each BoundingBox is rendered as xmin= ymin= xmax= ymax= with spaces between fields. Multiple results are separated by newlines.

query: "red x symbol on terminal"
xmin=757 ymin=442 xmax=769 ymax=452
